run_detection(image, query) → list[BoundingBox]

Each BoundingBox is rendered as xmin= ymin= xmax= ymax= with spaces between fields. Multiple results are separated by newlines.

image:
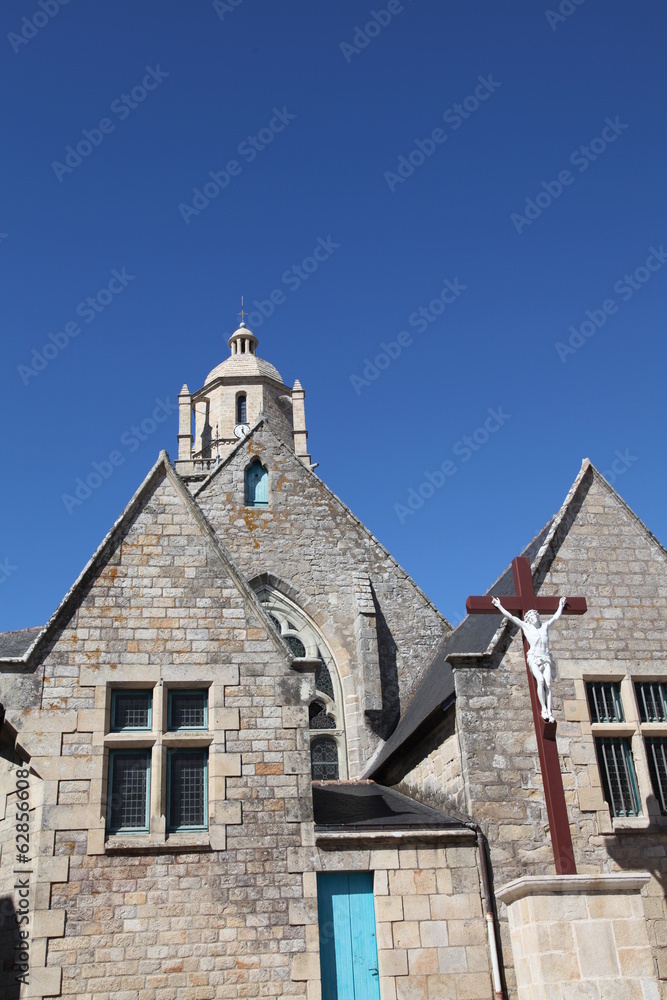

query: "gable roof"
xmin=366 ymin=518 xmax=554 ymax=779
xmin=368 ymin=457 xmax=663 ymax=781
xmin=0 ymin=628 xmax=42 ymax=659
xmin=194 ymin=416 xmax=451 ymax=630
xmin=0 ymin=451 xmax=295 ymax=668
xmin=312 ymin=780 xmax=465 ymax=830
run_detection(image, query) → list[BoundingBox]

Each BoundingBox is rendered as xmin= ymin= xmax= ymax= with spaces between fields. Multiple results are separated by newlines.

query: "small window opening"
xmin=246 ymin=459 xmax=268 ymax=507
xmin=237 ymin=394 xmax=247 ymax=424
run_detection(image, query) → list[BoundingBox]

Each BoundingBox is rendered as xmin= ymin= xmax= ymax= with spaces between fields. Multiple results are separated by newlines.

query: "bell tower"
xmin=174 ymin=317 xmax=312 ymax=480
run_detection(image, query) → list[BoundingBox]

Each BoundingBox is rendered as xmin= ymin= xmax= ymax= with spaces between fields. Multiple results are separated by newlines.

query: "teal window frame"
xmin=645 ymin=738 xmax=667 ymax=815
xmin=586 ymin=681 xmax=624 ymax=723
xmin=595 ymin=737 xmax=641 ymax=818
xmin=167 ymin=748 xmax=208 ymax=833
xmin=110 ymin=689 xmax=153 ymax=732
xmin=167 ymin=689 xmax=208 ymax=731
xmin=245 ymin=459 xmax=269 ymax=507
xmin=635 ymin=682 xmax=667 ymax=723
xmin=106 ymin=749 xmax=151 ymax=835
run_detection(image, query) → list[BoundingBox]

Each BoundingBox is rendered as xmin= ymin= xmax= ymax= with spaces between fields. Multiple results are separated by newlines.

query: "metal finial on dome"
xmin=237 ymin=296 xmax=247 ymax=328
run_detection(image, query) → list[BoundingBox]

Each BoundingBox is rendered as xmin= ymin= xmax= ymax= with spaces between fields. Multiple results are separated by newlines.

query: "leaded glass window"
xmin=315 ymin=661 xmax=334 ymax=700
xmin=309 ymin=700 xmax=336 ymax=730
xmin=311 ymin=737 xmax=339 ymax=780
xmin=587 ymin=682 xmax=623 ymax=723
xmin=285 ymin=634 xmax=306 ymax=658
xmin=256 ymin=584 xmax=347 ymax=779
xmin=595 ymin=738 xmax=641 ymax=817
xmin=636 ymin=683 xmax=667 ymax=723
xmin=168 ymin=749 xmax=208 ymax=831
xmin=645 ymin=738 xmax=667 ymax=814
xmin=107 ymin=750 xmax=150 ymax=834
xmin=168 ymin=690 xmax=208 ymax=731
xmin=111 ymin=690 xmax=152 ymax=731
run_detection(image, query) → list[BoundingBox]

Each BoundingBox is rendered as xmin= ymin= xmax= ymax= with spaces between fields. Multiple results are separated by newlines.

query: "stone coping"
xmin=315 ymin=827 xmax=475 ymax=847
xmin=496 ymin=871 xmax=651 ymax=906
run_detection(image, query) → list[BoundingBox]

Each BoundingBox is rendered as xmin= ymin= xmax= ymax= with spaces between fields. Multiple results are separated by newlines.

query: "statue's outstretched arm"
xmin=491 ymin=597 xmax=525 ymax=631
xmin=547 ymin=596 xmax=567 ymax=627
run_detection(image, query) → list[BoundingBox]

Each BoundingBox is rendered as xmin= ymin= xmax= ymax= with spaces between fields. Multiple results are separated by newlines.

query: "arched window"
xmin=254 ymin=585 xmax=347 ymax=779
xmin=311 ymin=737 xmax=339 ymax=780
xmin=245 ymin=460 xmax=268 ymax=507
xmin=236 ymin=394 xmax=247 ymax=424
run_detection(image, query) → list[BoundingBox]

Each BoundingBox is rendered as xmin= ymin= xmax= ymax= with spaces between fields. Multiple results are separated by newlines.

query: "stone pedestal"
xmin=496 ymin=872 xmax=659 ymax=1000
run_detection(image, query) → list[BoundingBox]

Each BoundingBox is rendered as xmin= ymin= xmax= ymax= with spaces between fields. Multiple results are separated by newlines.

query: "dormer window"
xmin=236 ymin=394 xmax=247 ymax=424
xmin=245 ymin=459 xmax=268 ymax=507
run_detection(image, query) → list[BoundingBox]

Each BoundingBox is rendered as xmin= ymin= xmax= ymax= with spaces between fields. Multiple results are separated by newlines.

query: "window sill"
xmin=613 ymin=815 xmax=667 ymax=832
xmin=105 ymin=832 xmax=211 ymax=853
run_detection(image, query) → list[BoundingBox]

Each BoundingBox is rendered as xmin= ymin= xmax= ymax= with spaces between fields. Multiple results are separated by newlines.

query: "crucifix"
xmin=238 ymin=296 xmax=247 ymax=327
xmin=466 ymin=556 xmax=587 ymax=875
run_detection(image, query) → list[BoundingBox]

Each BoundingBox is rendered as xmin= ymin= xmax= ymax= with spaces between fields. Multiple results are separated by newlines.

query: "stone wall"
xmin=398 ymin=469 xmax=667 ymax=996
xmin=289 ymin=835 xmax=494 ymax=1000
xmin=196 ymin=422 xmax=449 ymax=773
xmin=0 ymin=466 xmax=316 ymax=998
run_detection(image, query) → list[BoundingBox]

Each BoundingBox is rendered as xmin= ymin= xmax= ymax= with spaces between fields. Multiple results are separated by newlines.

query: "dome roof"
xmin=204 ymin=323 xmax=285 ymax=386
xmin=204 ymin=352 xmax=284 ymax=385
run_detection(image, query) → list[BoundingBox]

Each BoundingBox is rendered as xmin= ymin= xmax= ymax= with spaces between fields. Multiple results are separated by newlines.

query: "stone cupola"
xmin=174 ymin=318 xmax=312 ymax=479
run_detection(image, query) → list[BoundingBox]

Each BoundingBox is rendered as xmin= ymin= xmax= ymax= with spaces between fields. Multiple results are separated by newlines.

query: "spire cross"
xmin=238 ymin=296 xmax=247 ymax=327
xmin=465 ymin=556 xmax=587 ymax=875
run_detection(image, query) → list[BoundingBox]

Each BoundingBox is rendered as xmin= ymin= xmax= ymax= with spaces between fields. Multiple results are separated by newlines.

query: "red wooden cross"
xmin=466 ymin=556 xmax=587 ymax=875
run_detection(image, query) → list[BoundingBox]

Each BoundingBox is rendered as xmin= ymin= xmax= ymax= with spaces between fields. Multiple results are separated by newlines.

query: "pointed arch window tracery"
xmin=254 ymin=585 xmax=347 ymax=780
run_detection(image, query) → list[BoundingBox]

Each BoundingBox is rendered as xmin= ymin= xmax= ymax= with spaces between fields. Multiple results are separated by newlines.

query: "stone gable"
xmin=399 ymin=467 xmax=667 ymax=992
xmin=196 ymin=422 xmax=449 ymax=773
xmin=1 ymin=464 xmax=317 ymax=999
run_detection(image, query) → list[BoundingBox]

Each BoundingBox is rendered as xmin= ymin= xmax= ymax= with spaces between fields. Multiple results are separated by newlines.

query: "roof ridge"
xmin=195 ymin=420 xmax=452 ymax=633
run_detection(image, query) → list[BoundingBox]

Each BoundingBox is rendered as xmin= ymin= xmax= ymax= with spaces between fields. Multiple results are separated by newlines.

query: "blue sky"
xmin=1 ymin=0 xmax=665 ymax=631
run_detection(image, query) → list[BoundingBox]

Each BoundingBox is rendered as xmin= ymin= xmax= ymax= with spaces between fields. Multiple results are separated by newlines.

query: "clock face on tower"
xmin=234 ymin=423 xmax=251 ymax=439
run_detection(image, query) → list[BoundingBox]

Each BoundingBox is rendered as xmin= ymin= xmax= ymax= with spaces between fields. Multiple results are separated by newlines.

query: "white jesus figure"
xmin=491 ymin=596 xmax=567 ymax=723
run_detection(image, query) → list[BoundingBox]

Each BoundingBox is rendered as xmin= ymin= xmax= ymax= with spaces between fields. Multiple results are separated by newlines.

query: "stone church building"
xmin=1 ymin=324 xmax=666 ymax=999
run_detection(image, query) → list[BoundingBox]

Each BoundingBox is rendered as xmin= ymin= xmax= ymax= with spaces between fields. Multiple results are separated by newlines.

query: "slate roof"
xmin=0 ymin=627 xmax=42 ymax=659
xmin=312 ymin=780 xmax=464 ymax=830
xmin=367 ymin=519 xmax=554 ymax=779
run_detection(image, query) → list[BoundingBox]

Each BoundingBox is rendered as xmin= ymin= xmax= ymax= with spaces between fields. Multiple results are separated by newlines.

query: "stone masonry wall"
xmin=0 ymin=468 xmax=316 ymax=999
xmin=400 ymin=470 xmax=667 ymax=996
xmin=196 ymin=423 xmax=449 ymax=774
xmin=289 ymin=836 xmax=493 ymax=1000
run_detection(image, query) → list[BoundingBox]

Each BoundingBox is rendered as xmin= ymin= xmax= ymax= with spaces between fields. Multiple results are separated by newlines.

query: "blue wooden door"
xmin=317 ymin=872 xmax=380 ymax=1000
